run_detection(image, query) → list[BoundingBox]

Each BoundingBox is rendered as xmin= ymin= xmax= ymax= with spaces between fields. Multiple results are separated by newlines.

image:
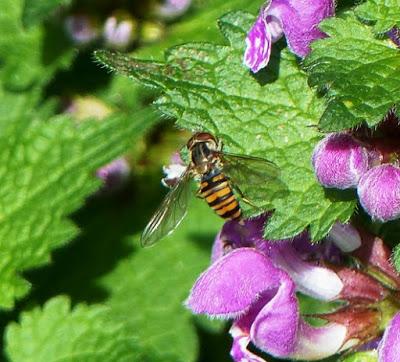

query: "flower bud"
xmin=357 ymin=164 xmax=400 ymax=222
xmin=103 ymin=11 xmax=138 ymax=50
xmin=312 ymin=133 xmax=371 ymax=189
xmin=352 ymin=233 xmax=400 ymax=290
xmin=332 ymin=266 xmax=388 ymax=303
xmin=327 ymin=222 xmax=362 ymax=252
xmin=154 ymin=0 xmax=192 ymax=20
xmin=65 ymin=14 xmax=100 ymax=45
xmin=318 ymin=306 xmax=381 ymax=349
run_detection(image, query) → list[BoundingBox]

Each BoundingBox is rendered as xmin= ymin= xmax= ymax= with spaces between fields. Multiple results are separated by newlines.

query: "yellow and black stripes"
xmin=199 ymin=172 xmax=242 ymax=220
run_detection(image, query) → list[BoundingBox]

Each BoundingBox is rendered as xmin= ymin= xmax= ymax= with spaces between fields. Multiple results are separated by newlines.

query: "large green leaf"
xmin=0 ymin=109 xmax=157 ymax=309
xmin=95 ymin=11 xmax=356 ymax=240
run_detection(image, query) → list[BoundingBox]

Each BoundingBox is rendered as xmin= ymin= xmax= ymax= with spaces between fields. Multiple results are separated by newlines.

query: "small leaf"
xmin=356 ymin=0 xmax=400 ymax=33
xmin=340 ymin=350 xmax=378 ymax=362
xmin=304 ymin=16 xmax=400 ymax=131
xmin=5 ymin=296 xmax=144 ymax=362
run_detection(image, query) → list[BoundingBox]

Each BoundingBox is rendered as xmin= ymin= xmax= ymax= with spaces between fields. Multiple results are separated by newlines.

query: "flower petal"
xmin=270 ymin=243 xmax=343 ymax=300
xmin=327 ymin=222 xmax=362 ymax=252
xmin=250 ymin=277 xmax=298 ymax=356
xmin=230 ymin=327 xmax=267 ymax=362
xmin=266 ymin=0 xmax=334 ymax=57
xmin=244 ymin=14 xmax=272 ymax=73
xmin=186 ymin=248 xmax=282 ymax=318
xmin=292 ymin=321 xmax=347 ymax=359
xmin=378 ymin=312 xmax=400 ymax=362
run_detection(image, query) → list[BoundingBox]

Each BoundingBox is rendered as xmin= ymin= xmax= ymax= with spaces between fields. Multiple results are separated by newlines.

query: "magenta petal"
xmin=267 ymin=0 xmax=334 ymax=57
xmin=251 ymin=277 xmax=298 ymax=356
xmin=186 ymin=248 xmax=282 ymax=318
xmin=230 ymin=328 xmax=267 ymax=362
xmin=378 ymin=312 xmax=400 ymax=362
xmin=270 ymin=243 xmax=343 ymax=300
xmin=244 ymin=14 xmax=272 ymax=73
xmin=292 ymin=321 xmax=347 ymax=359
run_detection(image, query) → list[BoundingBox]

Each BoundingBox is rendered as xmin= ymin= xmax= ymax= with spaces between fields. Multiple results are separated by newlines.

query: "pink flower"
xmin=358 ymin=164 xmax=400 ymax=222
xmin=244 ymin=0 xmax=335 ymax=72
xmin=312 ymin=133 xmax=373 ymax=189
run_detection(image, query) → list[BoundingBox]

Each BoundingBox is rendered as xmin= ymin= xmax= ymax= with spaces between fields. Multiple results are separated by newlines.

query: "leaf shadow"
xmin=250 ymin=41 xmax=285 ymax=86
xmin=26 ymin=173 xmax=165 ymax=306
xmin=323 ymin=187 xmax=357 ymax=203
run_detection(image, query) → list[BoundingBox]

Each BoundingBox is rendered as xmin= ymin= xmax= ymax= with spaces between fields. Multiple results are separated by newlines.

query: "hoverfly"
xmin=141 ymin=132 xmax=286 ymax=247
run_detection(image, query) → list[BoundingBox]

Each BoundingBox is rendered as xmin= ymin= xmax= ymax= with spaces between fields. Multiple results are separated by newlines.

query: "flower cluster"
xmin=186 ymin=215 xmax=400 ymax=361
xmin=312 ymin=110 xmax=400 ymax=222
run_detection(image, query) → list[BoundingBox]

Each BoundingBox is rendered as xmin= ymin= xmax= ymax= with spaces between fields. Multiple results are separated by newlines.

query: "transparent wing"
xmin=140 ymin=169 xmax=192 ymax=247
xmin=219 ymin=152 xmax=288 ymax=207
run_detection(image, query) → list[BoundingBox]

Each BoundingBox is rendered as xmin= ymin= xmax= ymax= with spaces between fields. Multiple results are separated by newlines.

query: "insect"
xmin=140 ymin=132 xmax=286 ymax=247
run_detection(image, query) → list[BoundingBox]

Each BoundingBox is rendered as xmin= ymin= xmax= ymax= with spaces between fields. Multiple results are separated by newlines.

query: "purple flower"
xmin=378 ymin=312 xmax=400 ymax=361
xmin=358 ymin=164 xmax=400 ymax=222
xmin=186 ymin=215 xmax=352 ymax=360
xmin=65 ymin=14 xmax=100 ymax=45
xmin=96 ymin=157 xmax=130 ymax=191
xmin=155 ymin=0 xmax=192 ymax=20
xmin=388 ymin=26 xmax=400 ymax=48
xmin=103 ymin=11 xmax=138 ymax=50
xmin=187 ymin=247 xmax=348 ymax=360
xmin=244 ymin=0 xmax=335 ymax=73
xmin=312 ymin=133 xmax=374 ymax=189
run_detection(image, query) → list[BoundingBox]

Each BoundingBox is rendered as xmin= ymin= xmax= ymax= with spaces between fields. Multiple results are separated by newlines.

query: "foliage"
xmin=96 ymin=12 xmax=356 ymax=241
xmin=304 ymin=15 xmax=400 ymax=131
xmin=0 ymin=0 xmax=399 ymax=361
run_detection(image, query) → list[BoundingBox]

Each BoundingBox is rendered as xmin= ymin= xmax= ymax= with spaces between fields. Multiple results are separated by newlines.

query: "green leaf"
xmin=356 ymin=0 xmax=400 ymax=33
xmin=0 ymin=109 xmax=158 ymax=309
xmin=392 ymin=242 xmax=400 ymax=272
xmin=99 ymin=198 xmax=223 ymax=362
xmin=95 ymin=11 xmax=356 ymax=240
xmin=102 ymin=0 xmax=261 ymax=113
xmin=0 ymin=0 xmax=74 ymax=91
xmin=22 ymin=0 xmax=72 ymax=27
xmin=6 ymin=296 xmax=141 ymax=362
xmin=304 ymin=16 xmax=400 ymax=131
xmin=340 ymin=351 xmax=378 ymax=362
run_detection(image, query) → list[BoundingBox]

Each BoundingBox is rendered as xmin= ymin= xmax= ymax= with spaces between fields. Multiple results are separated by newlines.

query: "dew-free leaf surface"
xmin=6 ymin=296 xmax=141 ymax=362
xmin=0 ymin=109 xmax=157 ymax=309
xmin=96 ymin=11 xmax=356 ymax=240
xmin=305 ymin=16 xmax=400 ymax=131
xmin=356 ymin=0 xmax=400 ymax=33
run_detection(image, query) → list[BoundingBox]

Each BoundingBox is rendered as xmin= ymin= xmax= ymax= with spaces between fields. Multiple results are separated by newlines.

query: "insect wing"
xmin=140 ymin=169 xmax=192 ymax=247
xmin=219 ymin=152 xmax=287 ymax=206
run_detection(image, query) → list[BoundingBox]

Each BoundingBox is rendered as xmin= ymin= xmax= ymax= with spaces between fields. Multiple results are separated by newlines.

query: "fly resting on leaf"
xmin=140 ymin=132 xmax=286 ymax=247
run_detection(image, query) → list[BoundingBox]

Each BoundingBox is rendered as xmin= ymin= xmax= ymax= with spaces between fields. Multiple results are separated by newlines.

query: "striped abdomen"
xmin=199 ymin=171 xmax=242 ymax=220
